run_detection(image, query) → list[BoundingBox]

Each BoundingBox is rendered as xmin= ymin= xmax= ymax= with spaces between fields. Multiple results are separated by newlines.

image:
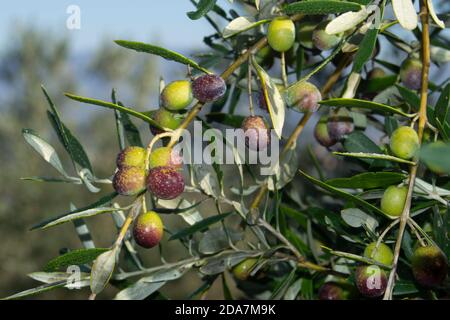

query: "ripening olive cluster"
xmin=112 ymin=145 xmax=184 ymax=248
xmin=319 ymin=242 xmax=448 ymax=299
xmin=112 ymin=73 xmax=233 ymax=249
xmin=150 ymin=74 xmax=227 ymax=135
xmin=111 ymin=70 xmax=283 ymax=249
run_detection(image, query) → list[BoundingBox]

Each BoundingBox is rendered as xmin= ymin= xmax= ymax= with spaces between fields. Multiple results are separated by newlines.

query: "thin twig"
xmin=383 ymin=0 xmax=430 ymax=299
xmin=248 ymin=55 xmax=255 ymax=116
xmin=281 ymin=52 xmax=289 ymax=88
xmin=258 ymin=217 xmax=302 ymax=260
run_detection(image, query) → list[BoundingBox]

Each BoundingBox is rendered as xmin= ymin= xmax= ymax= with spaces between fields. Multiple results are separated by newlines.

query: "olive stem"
xmin=114 ymin=196 xmax=143 ymax=248
xmin=375 ymin=219 xmax=400 ymax=256
xmin=247 ymin=55 xmax=255 ymax=116
xmin=280 ymin=51 xmax=288 ymax=88
xmin=407 ymin=219 xmax=427 ymax=247
xmin=383 ymin=0 xmax=430 ymax=300
xmin=323 ymin=247 xmax=391 ymax=270
xmin=258 ymin=217 xmax=302 ymax=260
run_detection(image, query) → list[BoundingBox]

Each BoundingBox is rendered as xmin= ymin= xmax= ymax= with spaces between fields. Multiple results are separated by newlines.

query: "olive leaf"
xmin=43 ymin=86 xmax=94 ymax=174
xmin=187 ymin=0 xmax=217 ymax=20
xmin=192 ymin=164 xmax=223 ymax=198
xmin=115 ymin=281 xmax=166 ymax=300
xmin=169 ymin=212 xmax=231 ymax=241
xmin=223 ymin=16 xmax=270 ymax=39
xmin=198 ymin=227 xmax=243 ymax=255
xmin=319 ymin=98 xmax=411 ymax=117
xmin=252 ymin=56 xmax=285 ymax=139
xmin=341 ymin=208 xmax=379 ymax=230
xmin=333 ymin=152 xmax=416 ymax=165
xmin=266 ymin=140 xmax=300 ymax=191
xmin=392 ymin=0 xmax=418 ymax=31
xmin=326 ymin=172 xmax=405 ymax=189
xmin=299 ymin=170 xmax=392 ymax=219
xmin=31 ymin=192 xmax=118 ymax=230
xmin=22 ymin=129 xmax=70 ymax=178
xmin=90 ymin=248 xmax=118 ymax=295
xmin=157 ymin=198 xmax=204 ymax=225
xmin=426 ymin=0 xmax=445 ymax=29
xmin=325 ymin=8 xmax=369 ymax=35
xmin=44 ymin=248 xmax=109 ymax=272
xmin=65 ymin=93 xmax=165 ymax=129
xmin=284 ymin=1 xmax=362 ymax=15
xmin=115 ymin=40 xmax=210 ymax=74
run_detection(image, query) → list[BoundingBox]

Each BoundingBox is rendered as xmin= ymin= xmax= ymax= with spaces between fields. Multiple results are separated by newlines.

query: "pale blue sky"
xmin=0 ymin=1 xmax=231 ymax=51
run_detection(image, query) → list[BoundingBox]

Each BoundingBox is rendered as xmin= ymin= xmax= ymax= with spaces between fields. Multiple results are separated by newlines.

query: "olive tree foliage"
xmin=5 ymin=0 xmax=450 ymax=300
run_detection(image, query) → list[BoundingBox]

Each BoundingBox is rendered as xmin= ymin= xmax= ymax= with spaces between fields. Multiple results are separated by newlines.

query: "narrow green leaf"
xmin=153 ymin=200 xmax=206 ymax=214
xmin=326 ymin=172 xmax=405 ymax=189
xmin=343 ymin=131 xmax=392 ymax=167
xmin=384 ymin=116 xmax=399 ymax=136
xmin=284 ymin=1 xmax=362 ymax=15
xmin=319 ymin=98 xmax=411 ymax=117
xmin=299 ymin=170 xmax=392 ymax=219
xmin=115 ymin=281 xmax=166 ymax=300
xmin=3 ymin=281 xmax=66 ymax=300
xmin=31 ymin=192 xmax=118 ymax=230
xmin=271 ymin=268 xmax=297 ymax=300
xmin=65 ymin=93 xmax=164 ymax=130
xmin=117 ymin=102 xmax=144 ymax=147
xmin=341 ymin=208 xmax=379 ymax=229
xmin=252 ymin=56 xmax=286 ymax=138
xmin=222 ymin=17 xmax=270 ymax=39
xmin=90 ymin=248 xmax=117 ymax=294
xmin=44 ymin=248 xmax=109 ymax=272
xmin=187 ymin=0 xmax=217 ymax=20
xmin=22 ymin=129 xmax=70 ymax=177
xmin=395 ymin=85 xmax=420 ymax=110
xmin=222 ymin=274 xmax=234 ymax=300
xmin=39 ymin=206 xmax=121 ymax=230
xmin=353 ymin=29 xmax=379 ymax=73
xmin=42 ymin=86 xmax=93 ymax=173
xmin=20 ymin=176 xmax=80 ymax=183
xmin=115 ymin=40 xmax=210 ymax=74
xmin=333 ymin=152 xmax=416 ymax=165
xmin=169 ymin=212 xmax=231 ymax=240
xmin=435 ymin=83 xmax=450 ymax=125
xmin=46 ymin=112 xmax=93 ymax=173
xmin=393 ymin=279 xmax=419 ymax=295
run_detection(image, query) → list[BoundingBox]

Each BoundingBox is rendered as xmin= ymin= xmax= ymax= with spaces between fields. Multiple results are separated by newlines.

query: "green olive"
xmin=267 ymin=17 xmax=295 ymax=52
xmin=148 ymin=108 xmax=184 ymax=135
xmin=160 ymin=80 xmax=193 ymax=111
xmin=380 ymin=185 xmax=408 ymax=217
xmin=390 ymin=126 xmax=419 ymax=160
xmin=149 ymin=147 xmax=182 ymax=169
xmin=232 ymin=258 xmax=258 ymax=281
xmin=364 ymin=242 xmax=394 ymax=265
